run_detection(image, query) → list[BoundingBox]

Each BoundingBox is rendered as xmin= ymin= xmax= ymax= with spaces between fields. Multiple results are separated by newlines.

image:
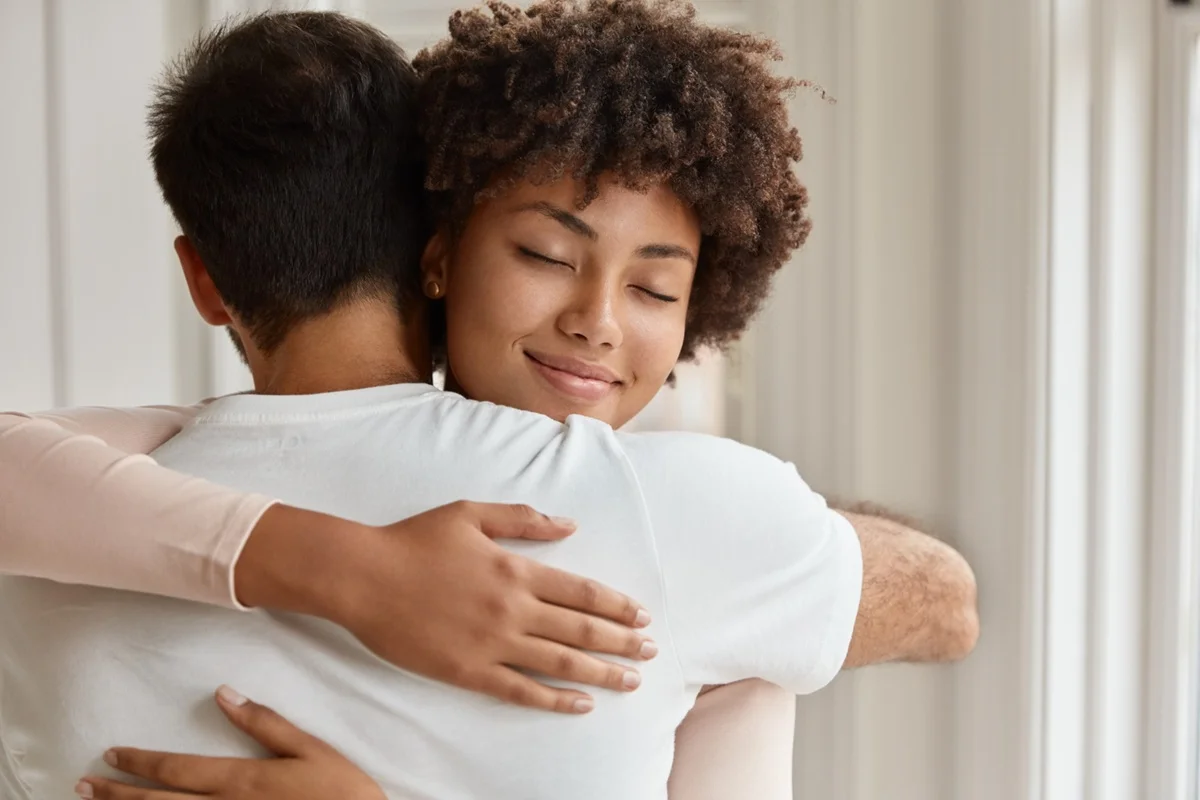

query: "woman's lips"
xmin=524 ymin=351 xmax=620 ymax=402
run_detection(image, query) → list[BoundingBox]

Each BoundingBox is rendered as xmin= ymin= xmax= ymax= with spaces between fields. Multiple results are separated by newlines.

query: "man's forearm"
xmin=835 ymin=505 xmax=979 ymax=668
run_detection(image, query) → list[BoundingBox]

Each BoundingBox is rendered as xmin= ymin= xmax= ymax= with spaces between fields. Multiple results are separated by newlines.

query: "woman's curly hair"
xmin=413 ymin=0 xmax=814 ymax=360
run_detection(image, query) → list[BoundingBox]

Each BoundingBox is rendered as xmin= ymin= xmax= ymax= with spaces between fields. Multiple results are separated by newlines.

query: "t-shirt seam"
xmin=802 ymin=515 xmax=863 ymax=691
xmin=608 ymin=437 xmax=690 ymax=686
xmin=807 ymin=572 xmax=844 ymax=689
xmin=190 ymin=391 xmax=443 ymax=426
xmin=0 ymin=677 xmax=35 ymax=798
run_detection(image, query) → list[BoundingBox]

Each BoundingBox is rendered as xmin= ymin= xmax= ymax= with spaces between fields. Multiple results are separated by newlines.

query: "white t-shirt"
xmin=0 ymin=383 xmax=861 ymax=800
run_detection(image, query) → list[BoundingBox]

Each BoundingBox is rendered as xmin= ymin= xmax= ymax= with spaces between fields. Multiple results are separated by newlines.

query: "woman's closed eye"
xmin=634 ymin=286 xmax=680 ymax=303
xmin=518 ymin=245 xmax=573 ymax=268
xmin=516 ymin=244 xmax=680 ymax=302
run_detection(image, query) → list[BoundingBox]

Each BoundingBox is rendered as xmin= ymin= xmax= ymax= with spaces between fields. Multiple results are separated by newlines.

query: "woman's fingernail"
xmin=640 ymin=640 xmax=659 ymax=659
xmin=103 ymin=749 xmax=117 ymax=767
xmin=550 ymin=516 xmax=576 ymax=529
xmin=634 ymin=609 xmax=651 ymax=627
xmin=623 ymin=671 xmax=642 ymax=690
xmin=217 ymin=684 xmax=248 ymax=707
xmin=573 ymin=697 xmax=594 ymax=713
xmin=74 ymin=780 xmax=94 ymax=799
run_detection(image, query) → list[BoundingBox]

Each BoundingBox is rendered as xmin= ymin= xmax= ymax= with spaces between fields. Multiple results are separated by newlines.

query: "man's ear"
xmin=175 ymin=236 xmax=232 ymax=327
xmin=420 ymin=230 xmax=451 ymax=298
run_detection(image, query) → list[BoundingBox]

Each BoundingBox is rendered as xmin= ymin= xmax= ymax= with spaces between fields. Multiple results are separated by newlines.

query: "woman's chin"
xmin=454 ymin=375 xmax=631 ymax=427
xmin=525 ymin=395 xmax=623 ymax=428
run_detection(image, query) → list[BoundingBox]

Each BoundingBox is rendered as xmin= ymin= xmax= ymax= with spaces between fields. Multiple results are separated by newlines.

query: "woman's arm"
xmin=0 ymin=407 xmax=272 ymax=607
xmin=0 ymin=406 xmax=654 ymax=713
xmin=669 ymin=681 xmax=795 ymax=800
xmin=10 ymin=403 xmax=203 ymax=453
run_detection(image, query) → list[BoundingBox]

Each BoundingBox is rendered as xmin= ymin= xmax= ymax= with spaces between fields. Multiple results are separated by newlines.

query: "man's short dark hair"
xmin=150 ymin=11 xmax=424 ymax=353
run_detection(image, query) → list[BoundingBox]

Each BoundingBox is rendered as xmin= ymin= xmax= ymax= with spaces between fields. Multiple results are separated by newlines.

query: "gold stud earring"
xmin=425 ymin=279 xmax=443 ymax=299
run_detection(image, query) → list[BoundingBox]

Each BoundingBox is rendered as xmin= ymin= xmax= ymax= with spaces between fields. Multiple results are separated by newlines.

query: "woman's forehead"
xmin=486 ymin=173 xmax=700 ymax=235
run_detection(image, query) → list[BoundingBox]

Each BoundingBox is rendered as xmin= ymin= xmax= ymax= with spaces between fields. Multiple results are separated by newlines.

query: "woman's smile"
xmin=523 ymin=350 xmax=623 ymax=404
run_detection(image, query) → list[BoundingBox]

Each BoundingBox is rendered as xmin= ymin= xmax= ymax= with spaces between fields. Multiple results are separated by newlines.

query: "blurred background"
xmin=1 ymin=1 xmax=1198 ymax=799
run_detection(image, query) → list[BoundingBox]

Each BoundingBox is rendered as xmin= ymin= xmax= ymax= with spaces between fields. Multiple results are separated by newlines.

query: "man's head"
xmin=150 ymin=11 xmax=425 ymax=364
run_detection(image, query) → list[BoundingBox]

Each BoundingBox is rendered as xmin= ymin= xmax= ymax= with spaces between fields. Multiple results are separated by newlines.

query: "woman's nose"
xmin=557 ymin=281 xmax=624 ymax=350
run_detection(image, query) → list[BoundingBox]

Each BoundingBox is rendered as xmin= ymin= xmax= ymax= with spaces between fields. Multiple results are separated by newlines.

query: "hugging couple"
xmin=0 ymin=2 xmax=979 ymax=799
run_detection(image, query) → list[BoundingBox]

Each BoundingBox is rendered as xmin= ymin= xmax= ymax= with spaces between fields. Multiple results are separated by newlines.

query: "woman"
xmin=1 ymin=2 xmax=813 ymax=798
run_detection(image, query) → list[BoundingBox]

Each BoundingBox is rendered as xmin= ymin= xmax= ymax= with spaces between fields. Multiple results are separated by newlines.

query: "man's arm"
xmin=835 ymin=505 xmax=979 ymax=668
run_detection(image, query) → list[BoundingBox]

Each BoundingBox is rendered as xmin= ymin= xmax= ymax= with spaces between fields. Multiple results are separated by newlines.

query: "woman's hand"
xmin=235 ymin=501 xmax=658 ymax=714
xmin=76 ymin=687 xmax=383 ymax=800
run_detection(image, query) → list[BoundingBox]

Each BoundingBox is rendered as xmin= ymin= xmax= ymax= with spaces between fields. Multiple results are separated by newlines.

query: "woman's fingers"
xmin=530 ymin=563 xmax=650 ymax=629
xmin=514 ymin=637 xmax=643 ymax=694
xmin=77 ymin=776 xmax=193 ymax=800
xmin=530 ymin=604 xmax=658 ymax=661
xmin=468 ymin=501 xmax=577 ymax=542
xmin=213 ymin=685 xmax=320 ymax=758
xmin=91 ymin=689 xmax=315 ymax=799
xmin=77 ymin=774 xmax=209 ymax=800
xmin=99 ymin=747 xmax=240 ymax=795
xmin=474 ymin=666 xmax=598 ymax=715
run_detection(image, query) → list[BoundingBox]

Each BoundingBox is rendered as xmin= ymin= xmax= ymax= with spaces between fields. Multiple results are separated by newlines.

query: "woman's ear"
xmin=175 ymin=236 xmax=233 ymax=326
xmin=420 ymin=230 xmax=451 ymax=300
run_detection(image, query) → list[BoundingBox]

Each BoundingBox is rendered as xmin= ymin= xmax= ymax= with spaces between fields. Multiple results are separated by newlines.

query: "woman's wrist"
xmin=232 ymin=504 xmax=377 ymax=620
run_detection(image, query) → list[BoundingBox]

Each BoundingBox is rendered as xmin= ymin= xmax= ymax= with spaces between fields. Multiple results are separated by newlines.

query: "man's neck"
xmin=246 ymin=300 xmax=430 ymax=396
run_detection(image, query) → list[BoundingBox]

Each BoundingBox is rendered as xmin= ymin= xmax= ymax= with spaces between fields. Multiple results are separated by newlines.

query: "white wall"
xmin=747 ymin=2 xmax=1163 ymax=800
xmin=742 ymin=1 xmax=957 ymax=797
xmin=0 ymin=2 xmax=57 ymax=410
xmin=0 ymin=1 xmax=192 ymax=409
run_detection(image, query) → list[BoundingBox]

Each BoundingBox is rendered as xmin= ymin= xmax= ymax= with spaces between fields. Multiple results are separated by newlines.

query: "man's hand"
xmin=234 ymin=502 xmax=656 ymax=714
xmin=77 ymin=686 xmax=383 ymax=800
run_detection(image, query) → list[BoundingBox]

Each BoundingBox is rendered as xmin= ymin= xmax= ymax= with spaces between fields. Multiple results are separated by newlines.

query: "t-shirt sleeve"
xmin=0 ymin=406 xmax=275 ymax=609
xmin=618 ymin=431 xmax=862 ymax=696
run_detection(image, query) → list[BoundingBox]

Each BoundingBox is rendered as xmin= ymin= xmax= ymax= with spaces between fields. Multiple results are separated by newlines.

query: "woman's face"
xmin=425 ymin=173 xmax=701 ymax=428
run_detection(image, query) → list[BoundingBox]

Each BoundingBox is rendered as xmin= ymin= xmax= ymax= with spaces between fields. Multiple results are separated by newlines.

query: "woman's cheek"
xmin=638 ymin=304 xmax=688 ymax=359
xmin=628 ymin=336 xmax=684 ymax=392
xmin=489 ymin=267 xmax=567 ymax=335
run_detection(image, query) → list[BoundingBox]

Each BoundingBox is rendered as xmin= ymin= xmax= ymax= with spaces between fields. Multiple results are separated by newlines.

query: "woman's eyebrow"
xmin=512 ymin=202 xmax=598 ymax=240
xmin=513 ymin=202 xmax=697 ymax=264
xmin=636 ymin=243 xmax=697 ymax=264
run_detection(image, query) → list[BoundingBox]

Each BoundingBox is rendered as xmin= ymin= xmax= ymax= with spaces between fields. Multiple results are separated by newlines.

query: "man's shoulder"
xmin=611 ymin=429 xmax=817 ymax=544
xmin=614 ymin=428 xmax=793 ymax=480
xmin=389 ymin=397 xmax=632 ymax=478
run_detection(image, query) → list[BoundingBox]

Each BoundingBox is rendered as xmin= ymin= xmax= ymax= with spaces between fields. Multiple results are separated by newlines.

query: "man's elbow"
xmin=941 ymin=599 xmax=979 ymax=663
xmin=936 ymin=555 xmax=980 ymax=662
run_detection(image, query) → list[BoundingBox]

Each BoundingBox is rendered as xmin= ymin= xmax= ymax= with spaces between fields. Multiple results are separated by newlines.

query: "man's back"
xmin=0 ymin=383 xmax=860 ymax=800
